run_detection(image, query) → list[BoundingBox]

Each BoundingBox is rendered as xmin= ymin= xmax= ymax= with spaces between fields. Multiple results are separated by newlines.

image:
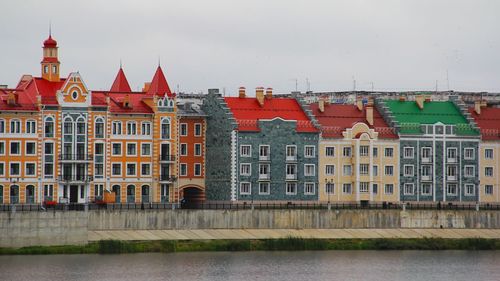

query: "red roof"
xmin=309 ymin=103 xmax=397 ymax=139
xmin=110 ymin=67 xmax=132 ymax=92
xmin=43 ymin=35 xmax=57 ymax=48
xmin=92 ymin=91 xmax=153 ymax=113
xmin=0 ymin=88 xmax=38 ymax=111
xmin=146 ymin=66 xmax=173 ymax=97
xmin=469 ymin=107 xmax=500 ymax=140
xmin=224 ymin=97 xmax=318 ymax=133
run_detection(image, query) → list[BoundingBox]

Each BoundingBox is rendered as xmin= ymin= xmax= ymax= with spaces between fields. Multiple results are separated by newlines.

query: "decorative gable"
xmin=57 ymin=72 xmax=92 ymax=107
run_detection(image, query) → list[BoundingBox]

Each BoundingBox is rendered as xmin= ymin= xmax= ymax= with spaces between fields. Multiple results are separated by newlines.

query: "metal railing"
xmin=159 ymin=175 xmax=177 ymax=182
xmin=159 ymin=155 xmax=176 ymax=162
xmin=57 ymin=175 xmax=94 ymax=182
xmin=58 ymin=154 xmax=93 ymax=161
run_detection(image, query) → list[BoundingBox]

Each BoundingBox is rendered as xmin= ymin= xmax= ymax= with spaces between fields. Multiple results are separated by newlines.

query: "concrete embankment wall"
xmin=1 ymin=209 xmax=500 ymax=247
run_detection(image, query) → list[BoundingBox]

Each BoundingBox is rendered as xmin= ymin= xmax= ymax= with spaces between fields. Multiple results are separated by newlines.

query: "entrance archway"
xmin=180 ymin=186 xmax=205 ymax=208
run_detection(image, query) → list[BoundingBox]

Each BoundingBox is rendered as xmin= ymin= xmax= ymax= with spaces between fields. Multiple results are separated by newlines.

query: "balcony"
xmin=259 ymin=155 xmax=270 ymax=161
xmin=258 ymin=174 xmax=270 ymax=180
xmin=286 ymin=155 xmax=297 ymax=162
xmin=58 ymin=154 xmax=93 ymax=162
xmin=159 ymin=175 xmax=177 ymax=182
xmin=421 ymin=175 xmax=432 ymax=181
xmin=58 ymin=175 xmax=93 ymax=182
xmin=286 ymin=174 xmax=297 ymax=180
xmin=447 ymin=157 xmax=457 ymax=163
xmin=159 ymin=154 xmax=176 ymax=162
xmin=446 ymin=175 xmax=457 ymax=181
xmin=421 ymin=157 xmax=432 ymax=163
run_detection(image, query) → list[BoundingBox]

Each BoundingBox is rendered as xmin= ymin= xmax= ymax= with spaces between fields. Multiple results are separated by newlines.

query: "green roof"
xmin=384 ymin=100 xmax=478 ymax=135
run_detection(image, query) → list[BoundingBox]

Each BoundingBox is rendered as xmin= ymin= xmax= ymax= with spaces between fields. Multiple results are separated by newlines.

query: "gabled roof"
xmin=309 ymin=103 xmax=397 ymax=139
xmin=146 ymin=66 xmax=173 ymax=97
xmin=0 ymin=88 xmax=38 ymax=111
xmin=91 ymin=91 xmax=154 ymax=114
xmin=469 ymin=107 xmax=500 ymax=140
xmin=110 ymin=67 xmax=132 ymax=92
xmin=224 ymin=97 xmax=317 ymax=133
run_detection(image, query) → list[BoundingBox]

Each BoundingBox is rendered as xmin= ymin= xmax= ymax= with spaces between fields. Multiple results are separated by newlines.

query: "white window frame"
xmin=359 ymin=182 xmax=369 ymax=193
xmin=403 ymin=165 xmax=414 ymax=177
xmin=404 ymin=183 xmax=414 ymax=195
xmin=26 ymin=119 xmax=36 ymax=134
xmin=325 ymin=146 xmax=335 ymax=157
xmin=0 ymin=141 xmax=5 ymax=156
xmin=464 ymin=165 xmax=475 ymax=178
xmin=126 ymin=142 xmax=137 ymax=156
xmin=111 ymin=163 xmax=122 ymax=176
xmin=240 ymin=145 xmax=251 ymax=157
xmin=194 ymin=123 xmax=202 ymax=137
xmin=141 ymin=143 xmax=151 ymax=156
xmin=180 ymin=123 xmax=188 ymax=136
xmin=9 ymin=141 xmax=21 ymax=156
xmin=485 ymin=167 xmax=494 ymax=177
xmin=240 ymin=163 xmax=251 ymax=176
xmin=465 ymin=184 xmax=475 ymax=196
xmin=446 ymin=183 xmax=458 ymax=196
xmin=360 ymin=164 xmax=369 ymax=175
xmin=112 ymin=142 xmax=122 ymax=156
xmin=384 ymin=165 xmax=394 ymax=176
xmin=24 ymin=162 xmax=36 ymax=177
xmin=126 ymin=121 xmax=137 ymax=135
xmin=421 ymin=183 xmax=432 ymax=195
xmin=194 ymin=163 xmax=202 ymax=176
xmin=384 ymin=147 xmax=394 ymax=158
xmin=112 ymin=121 xmax=122 ymax=135
xmin=464 ymin=148 xmax=475 ymax=160
xmin=286 ymin=182 xmax=297 ymax=195
xmin=286 ymin=145 xmax=297 ymax=158
xmin=325 ymin=183 xmax=335 ymax=195
xmin=259 ymin=182 xmax=270 ymax=195
xmin=180 ymin=163 xmax=188 ymax=176
xmin=0 ymin=162 xmax=4 ymax=176
xmin=359 ymin=145 xmax=369 ymax=157
xmin=373 ymin=165 xmax=378 ymax=177
xmin=194 ymin=143 xmax=202 ymax=156
xmin=343 ymin=165 xmax=352 ymax=176
xmin=126 ymin=163 xmax=137 ymax=176
xmin=179 ymin=143 xmax=188 ymax=156
xmin=325 ymin=165 xmax=335 ymax=176
xmin=304 ymin=164 xmax=315 ymax=177
xmin=384 ymin=184 xmax=394 ymax=195
xmin=485 ymin=185 xmax=494 ymax=195
xmin=403 ymin=147 xmax=414 ymax=159
xmin=140 ymin=163 xmax=151 ymax=176
xmin=9 ymin=162 xmax=21 ymax=176
xmin=342 ymin=146 xmax=351 ymax=157
xmin=304 ymin=145 xmax=315 ymax=158
xmin=484 ymin=148 xmax=494 ymax=159
xmin=25 ymin=141 xmax=36 ymax=156
xmin=240 ymin=182 xmax=251 ymax=195
xmin=342 ymin=183 xmax=352 ymax=194
xmin=304 ymin=182 xmax=315 ymax=195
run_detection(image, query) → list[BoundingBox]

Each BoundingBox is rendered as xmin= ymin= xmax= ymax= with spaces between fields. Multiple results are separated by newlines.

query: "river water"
xmin=0 ymin=251 xmax=499 ymax=281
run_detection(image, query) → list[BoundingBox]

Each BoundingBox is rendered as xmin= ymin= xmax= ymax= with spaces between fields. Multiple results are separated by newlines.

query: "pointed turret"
xmin=146 ymin=66 xmax=173 ymax=97
xmin=41 ymin=32 xmax=60 ymax=82
xmin=110 ymin=67 xmax=132 ymax=92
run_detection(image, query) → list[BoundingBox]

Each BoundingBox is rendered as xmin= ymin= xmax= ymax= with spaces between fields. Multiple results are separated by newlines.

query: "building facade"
xmin=203 ymin=87 xmax=320 ymax=202
xmin=309 ymin=98 xmax=400 ymax=203
xmin=378 ymin=96 xmax=481 ymax=202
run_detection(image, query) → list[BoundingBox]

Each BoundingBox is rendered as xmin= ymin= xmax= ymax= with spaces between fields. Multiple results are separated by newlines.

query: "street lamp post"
xmin=325 ymin=178 xmax=332 ymax=210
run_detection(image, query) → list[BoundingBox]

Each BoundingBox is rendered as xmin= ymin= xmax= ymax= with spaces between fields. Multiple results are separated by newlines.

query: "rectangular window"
xmin=485 ymin=167 xmax=493 ymax=177
xmin=112 ymin=143 xmax=122 ymax=156
xmin=403 ymin=147 xmax=414 ymax=159
xmin=286 ymin=182 xmax=297 ymax=195
xmin=141 ymin=122 xmax=151 ymax=135
xmin=126 ymin=143 xmax=137 ymax=156
xmin=25 ymin=163 xmax=36 ymax=176
xmin=421 ymin=165 xmax=432 ymax=178
xmin=421 ymin=183 xmax=432 ymax=195
xmin=384 ymin=184 xmax=394 ymax=195
xmin=304 ymin=183 xmax=315 ymax=195
xmin=404 ymin=165 xmax=414 ymax=177
xmin=44 ymin=164 xmax=53 ymax=178
xmin=373 ymin=165 xmax=378 ymax=176
xmin=286 ymin=146 xmax=297 ymax=160
xmin=44 ymin=184 xmax=54 ymax=198
xmin=304 ymin=164 xmax=315 ymax=176
xmin=325 ymin=183 xmax=334 ymax=195
xmin=126 ymin=122 xmax=137 ymax=135
xmin=26 ymin=142 xmax=36 ymax=155
xmin=304 ymin=146 xmax=315 ymax=158
xmin=464 ymin=148 xmax=475 ymax=160
xmin=259 ymin=164 xmax=270 ymax=179
xmin=141 ymin=163 xmax=151 ymax=176
xmin=10 ymin=120 xmax=21 ymax=133
xmin=342 ymin=183 xmax=352 ymax=194
xmin=0 ymin=163 xmax=4 ymax=176
xmin=10 ymin=163 xmax=20 ymax=176
xmin=464 ymin=165 xmax=475 ymax=178
xmin=240 ymin=182 xmax=251 ymax=195
xmin=240 ymin=163 xmax=251 ymax=176
xmin=359 ymin=146 xmax=369 ymax=157
xmin=0 ymin=119 xmax=4 ymax=134
xmin=259 ymin=145 xmax=270 ymax=160
xmin=385 ymin=165 xmax=394 ymax=176
xmin=447 ymin=148 xmax=457 ymax=162
xmin=0 ymin=141 xmax=4 ymax=155
xmin=112 ymin=163 xmax=121 ymax=176
xmin=194 ymin=123 xmax=202 ymax=136
xmin=26 ymin=120 xmax=36 ymax=134
xmin=343 ymin=165 xmax=352 ymax=176
xmin=194 ymin=143 xmax=202 ymax=156
xmin=485 ymin=185 xmax=493 ymax=195
xmin=180 ymin=143 xmax=188 ymax=156
xmin=95 ymin=164 xmax=104 ymax=177
xmin=141 ymin=143 xmax=151 ymax=156
xmin=259 ymin=182 xmax=270 ymax=195
xmin=10 ymin=141 xmax=20 ymax=155
xmin=286 ymin=164 xmax=297 ymax=179
xmin=180 ymin=123 xmax=188 ymax=136
xmin=404 ymin=183 xmax=414 ymax=195
xmin=372 ymin=147 xmax=378 ymax=157
xmin=194 ymin=163 xmax=202 ymax=176
xmin=180 ymin=163 xmax=187 ymax=176
xmin=359 ymin=182 xmax=369 ymax=193
xmin=325 ymin=165 xmax=335 ymax=175
xmin=343 ymin=147 xmax=351 ymax=157
xmin=126 ymin=163 xmax=136 ymax=176
xmin=94 ymin=184 xmax=104 ymax=199
xmin=95 ymin=121 xmax=104 ymax=138
xmin=485 ymin=149 xmax=494 ymax=159
xmin=112 ymin=121 xmax=122 ymax=135
xmin=384 ymin=147 xmax=394 ymax=157
xmin=240 ymin=145 xmax=251 ymax=157
xmin=421 ymin=147 xmax=432 ymax=162
xmin=325 ymin=146 xmax=335 ymax=157
xmin=447 ymin=184 xmax=458 ymax=196
xmin=360 ymin=164 xmax=369 ymax=175
xmin=372 ymin=184 xmax=378 ymax=194
xmin=465 ymin=184 xmax=475 ymax=196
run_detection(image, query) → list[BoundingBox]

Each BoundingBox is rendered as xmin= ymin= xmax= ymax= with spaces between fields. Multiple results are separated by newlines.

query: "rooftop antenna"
xmin=352 ymin=76 xmax=356 ymax=91
xmin=119 ymin=59 xmax=122 ymax=69
xmin=158 ymin=56 xmax=161 ymax=67
xmin=446 ymin=70 xmax=450 ymax=90
xmin=435 ymin=80 xmax=438 ymax=92
xmin=49 ymin=20 xmax=52 ymax=36
xmin=306 ymin=78 xmax=310 ymax=92
xmin=294 ymin=78 xmax=298 ymax=91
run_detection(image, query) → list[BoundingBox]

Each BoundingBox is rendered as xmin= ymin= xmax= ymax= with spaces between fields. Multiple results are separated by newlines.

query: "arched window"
xmin=10 ymin=119 xmax=21 ymax=134
xmin=141 ymin=122 xmax=151 ymax=135
xmin=112 ymin=185 xmax=121 ymax=203
xmin=26 ymin=119 xmax=36 ymax=134
xmin=141 ymin=185 xmax=150 ymax=203
xmin=0 ymin=185 xmax=3 ymax=204
xmin=95 ymin=117 xmax=104 ymax=138
xmin=161 ymin=118 xmax=170 ymax=139
xmin=126 ymin=185 xmax=135 ymax=203
xmin=26 ymin=185 xmax=35 ymax=204
xmin=76 ymin=116 xmax=86 ymax=135
xmin=63 ymin=116 xmax=73 ymax=134
xmin=10 ymin=185 xmax=19 ymax=204
xmin=126 ymin=121 xmax=137 ymax=135
xmin=169 ymin=100 xmax=174 ymax=107
xmin=158 ymin=99 xmax=163 ymax=107
xmin=0 ymin=119 xmax=5 ymax=134
xmin=44 ymin=116 xmax=54 ymax=137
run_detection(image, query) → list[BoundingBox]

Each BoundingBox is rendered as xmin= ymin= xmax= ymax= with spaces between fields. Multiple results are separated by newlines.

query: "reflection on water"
xmin=0 ymin=251 xmax=499 ymax=281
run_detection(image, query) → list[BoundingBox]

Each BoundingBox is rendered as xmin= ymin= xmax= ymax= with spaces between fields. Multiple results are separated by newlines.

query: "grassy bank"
xmin=1 ymin=237 xmax=500 ymax=255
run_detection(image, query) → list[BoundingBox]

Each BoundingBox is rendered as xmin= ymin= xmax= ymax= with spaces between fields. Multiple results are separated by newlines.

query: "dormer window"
xmin=71 ymin=91 xmax=78 ymax=100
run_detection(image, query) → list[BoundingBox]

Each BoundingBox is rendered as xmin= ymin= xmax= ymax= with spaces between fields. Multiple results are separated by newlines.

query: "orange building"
xmin=0 ymin=34 xmax=179 ymax=204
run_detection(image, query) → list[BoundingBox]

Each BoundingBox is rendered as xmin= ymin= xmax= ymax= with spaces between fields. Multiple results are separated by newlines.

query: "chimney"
xmin=399 ymin=96 xmax=406 ymax=102
xmin=318 ymin=99 xmax=325 ymax=113
xmin=142 ymin=82 xmax=151 ymax=92
xmin=366 ymin=105 xmax=374 ymax=126
xmin=356 ymin=96 xmax=363 ymax=111
xmin=6 ymin=92 xmax=17 ymax=106
xmin=474 ymin=100 xmax=487 ymax=115
xmin=123 ymin=94 xmax=132 ymax=108
xmin=238 ymin=87 xmax=246 ymax=98
xmin=256 ymin=87 xmax=265 ymax=107
xmin=415 ymin=95 xmax=425 ymax=110
xmin=265 ymin=88 xmax=273 ymax=99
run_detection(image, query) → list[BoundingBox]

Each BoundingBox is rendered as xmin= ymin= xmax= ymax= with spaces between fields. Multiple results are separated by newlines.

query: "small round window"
xmin=71 ymin=91 xmax=78 ymax=100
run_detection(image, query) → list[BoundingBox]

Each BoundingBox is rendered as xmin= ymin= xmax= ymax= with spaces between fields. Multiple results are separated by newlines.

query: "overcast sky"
xmin=1 ymin=0 xmax=500 ymax=95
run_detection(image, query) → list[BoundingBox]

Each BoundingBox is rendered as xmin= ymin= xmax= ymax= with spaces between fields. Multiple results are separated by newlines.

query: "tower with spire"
xmin=41 ymin=29 xmax=60 ymax=82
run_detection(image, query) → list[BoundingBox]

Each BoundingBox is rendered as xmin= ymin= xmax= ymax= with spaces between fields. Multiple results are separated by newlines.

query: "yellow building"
xmin=309 ymin=98 xmax=400 ymax=203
